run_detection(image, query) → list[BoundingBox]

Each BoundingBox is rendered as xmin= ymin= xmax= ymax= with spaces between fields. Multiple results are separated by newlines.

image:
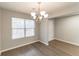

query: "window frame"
xmin=11 ymin=17 xmax=35 ymax=40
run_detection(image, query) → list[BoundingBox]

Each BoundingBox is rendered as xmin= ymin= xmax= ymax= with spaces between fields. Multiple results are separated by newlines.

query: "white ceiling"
xmin=0 ymin=2 xmax=79 ymax=18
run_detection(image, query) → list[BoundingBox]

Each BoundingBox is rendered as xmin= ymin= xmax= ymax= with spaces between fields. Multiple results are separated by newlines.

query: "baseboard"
xmin=48 ymin=38 xmax=56 ymax=42
xmin=55 ymin=38 xmax=79 ymax=46
xmin=39 ymin=41 xmax=49 ymax=46
xmin=1 ymin=40 xmax=39 ymax=53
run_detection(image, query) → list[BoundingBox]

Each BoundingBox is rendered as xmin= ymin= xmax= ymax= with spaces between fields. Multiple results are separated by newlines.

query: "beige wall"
xmin=0 ymin=8 xmax=2 ymax=52
xmin=55 ymin=15 xmax=79 ymax=46
xmin=1 ymin=8 xmax=39 ymax=51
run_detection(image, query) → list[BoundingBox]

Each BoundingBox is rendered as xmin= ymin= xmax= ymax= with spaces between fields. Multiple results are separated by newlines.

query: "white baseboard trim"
xmin=1 ymin=40 xmax=39 ymax=53
xmin=55 ymin=38 xmax=79 ymax=46
xmin=40 ymin=41 xmax=49 ymax=46
xmin=48 ymin=38 xmax=56 ymax=42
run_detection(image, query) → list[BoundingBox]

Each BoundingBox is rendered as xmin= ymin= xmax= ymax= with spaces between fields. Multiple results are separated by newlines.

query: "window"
xmin=25 ymin=20 xmax=35 ymax=37
xmin=12 ymin=17 xmax=35 ymax=39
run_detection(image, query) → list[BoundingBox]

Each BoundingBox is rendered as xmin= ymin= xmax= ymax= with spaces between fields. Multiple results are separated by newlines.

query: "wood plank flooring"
xmin=49 ymin=40 xmax=79 ymax=56
xmin=1 ymin=40 xmax=79 ymax=56
xmin=1 ymin=44 xmax=45 ymax=56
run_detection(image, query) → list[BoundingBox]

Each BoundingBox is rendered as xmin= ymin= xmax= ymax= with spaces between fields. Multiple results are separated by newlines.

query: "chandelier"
xmin=31 ymin=2 xmax=48 ymax=22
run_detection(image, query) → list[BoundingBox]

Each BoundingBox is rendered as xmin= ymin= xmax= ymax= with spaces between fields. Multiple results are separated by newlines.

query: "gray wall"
xmin=40 ymin=19 xmax=49 ymax=45
xmin=55 ymin=15 xmax=79 ymax=45
xmin=40 ymin=19 xmax=54 ymax=45
xmin=48 ymin=19 xmax=54 ymax=41
xmin=1 ymin=8 xmax=54 ymax=50
xmin=1 ymin=8 xmax=39 ymax=51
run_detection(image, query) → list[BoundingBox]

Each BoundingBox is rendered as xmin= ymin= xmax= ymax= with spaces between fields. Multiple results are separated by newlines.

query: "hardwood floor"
xmin=49 ymin=40 xmax=79 ymax=56
xmin=1 ymin=44 xmax=45 ymax=56
xmin=1 ymin=40 xmax=79 ymax=56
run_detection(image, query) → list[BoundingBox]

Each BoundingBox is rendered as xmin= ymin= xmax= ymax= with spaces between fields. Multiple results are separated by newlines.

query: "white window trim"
xmin=12 ymin=17 xmax=35 ymax=40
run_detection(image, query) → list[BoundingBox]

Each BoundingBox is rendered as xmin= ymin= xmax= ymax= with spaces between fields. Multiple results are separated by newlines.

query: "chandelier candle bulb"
xmin=31 ymin=12 xmax=36 ymax=16
xmin=40 ymin=11 xmax=46 ymax=16
xmin=33 ymin=16 xmax=36 ymax=19
xmin=44 ymin=14 xmax=48 ymax=18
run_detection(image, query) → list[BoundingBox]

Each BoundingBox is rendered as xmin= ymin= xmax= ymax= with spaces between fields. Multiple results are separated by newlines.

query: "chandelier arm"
xmin=38 ymin=2 xmax=41 ymax=14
